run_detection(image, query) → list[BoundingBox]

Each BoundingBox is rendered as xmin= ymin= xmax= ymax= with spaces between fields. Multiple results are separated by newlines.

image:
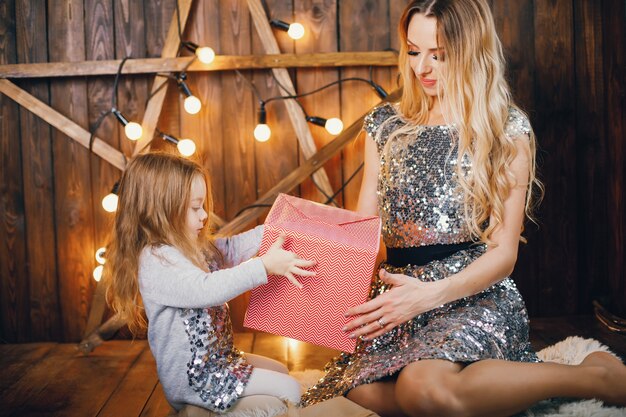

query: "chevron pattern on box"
xmin=245 ymin=194 xmax=381 ymax=353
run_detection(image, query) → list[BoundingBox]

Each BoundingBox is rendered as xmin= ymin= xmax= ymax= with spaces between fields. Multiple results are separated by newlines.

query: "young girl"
xmin=104 ymin=152 xmax=315 ymax=413
xmin=302 ymin=1 xmax=626 ymax=416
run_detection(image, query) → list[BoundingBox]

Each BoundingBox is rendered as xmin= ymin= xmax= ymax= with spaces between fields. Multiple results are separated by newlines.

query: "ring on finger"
xmin=377 ymin=318 xmax=386 ymax=329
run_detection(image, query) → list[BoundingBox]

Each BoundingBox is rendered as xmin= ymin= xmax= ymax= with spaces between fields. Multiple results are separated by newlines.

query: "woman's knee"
xmin=395 ymin=365 xmax=465 ymax=417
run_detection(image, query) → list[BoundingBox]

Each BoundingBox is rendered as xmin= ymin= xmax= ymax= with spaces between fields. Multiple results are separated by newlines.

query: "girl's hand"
xmin=342 ymin=269 xmax=447 ymax=340
xmin=260 ymin=234 xmax=316 ymax=289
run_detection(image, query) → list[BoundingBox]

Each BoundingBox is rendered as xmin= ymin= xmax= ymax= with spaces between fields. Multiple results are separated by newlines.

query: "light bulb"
xmin=287 ymin=23 xmax=305 ymax=40
xmin=102 ymin=193 xmax=118 ymax=213
xmin=196 ymin=46 xmax=215 ymax=64
xmin=254 ymin=124 xmax=271 ymax=142
xmin=184 ymin=95 xmax=202 ymax=114
xmin=325 ymin=118 xmax=344 ymax=135
xmin=177 ymin=138 xmax=196 ymax=156
xmin=124 ymin=122 xmax=142 ymax=140
xmin=93 ymin=265 xmax=104 ymax=282
xmin=95 ymin=247 xmax=106 ymax=264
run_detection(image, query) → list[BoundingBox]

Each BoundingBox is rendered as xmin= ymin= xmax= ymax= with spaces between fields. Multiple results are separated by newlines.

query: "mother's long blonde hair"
xmin=396 ymin=0 xmax=542 ymax=244
xmin=104 ymin=152 xmax=221 ymax=334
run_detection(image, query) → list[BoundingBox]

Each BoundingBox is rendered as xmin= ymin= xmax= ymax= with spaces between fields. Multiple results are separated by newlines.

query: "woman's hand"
xmin=342 ymin=269 xmax=448 ymax=340
xmin=260 ymin=234 xmax=316 ymax=289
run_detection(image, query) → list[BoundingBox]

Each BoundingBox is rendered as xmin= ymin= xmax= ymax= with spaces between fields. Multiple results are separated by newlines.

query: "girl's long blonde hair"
xmin=104 ymin=152 xmax=222 ymax=334
xmin=396 ymin=0 xmax=542 ymax=244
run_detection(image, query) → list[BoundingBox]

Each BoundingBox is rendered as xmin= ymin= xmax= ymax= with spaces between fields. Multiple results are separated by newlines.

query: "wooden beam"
xmin=247 ymin=0 xmax=334 ymax=199
xmin=218 ymin=88 xmax=402 ymax=235
xmin=131 ymin=0 xmax=193 ymax=157
xmin=0 ymin=52 xmax=398 ymax=79
xmin=0 ymin=79 xmax=126 ymax=170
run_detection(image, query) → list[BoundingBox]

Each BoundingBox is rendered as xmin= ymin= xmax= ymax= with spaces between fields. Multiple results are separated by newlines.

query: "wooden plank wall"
xmin=0 ymin=0 xmax=624 ymax=342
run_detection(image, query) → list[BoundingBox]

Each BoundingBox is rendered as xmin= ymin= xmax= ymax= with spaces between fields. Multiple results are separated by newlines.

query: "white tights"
xmin=241 ymin=353 xmax=301 ymax=404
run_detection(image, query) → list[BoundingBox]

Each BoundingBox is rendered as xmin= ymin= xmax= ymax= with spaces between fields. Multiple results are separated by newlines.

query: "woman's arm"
xmin=356 ymin=133 xmax=381 ymax=217
xmin=344 ymin=135 xmax=531 ymax=340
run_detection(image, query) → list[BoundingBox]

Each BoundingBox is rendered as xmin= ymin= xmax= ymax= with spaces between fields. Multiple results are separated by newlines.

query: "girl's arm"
xmin=214 ymin=225 xmax=264 ymax=267
xmin=139 ymin=245 xmax=267 ymax=309
xmin=345 ymin=135 xmax=531 ymax=339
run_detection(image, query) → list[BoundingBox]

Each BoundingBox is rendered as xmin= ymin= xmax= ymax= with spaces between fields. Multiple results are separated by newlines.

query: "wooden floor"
xmin=1 ymin=316 xmax=625 ymax=417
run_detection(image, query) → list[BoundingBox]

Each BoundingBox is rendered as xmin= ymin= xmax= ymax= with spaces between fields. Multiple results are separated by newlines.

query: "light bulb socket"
xmin=177 ymin=74 xmax=193 ymax=97
xmin=111 ymin=180 xmax=120 ymax=195
xmin=258 ymin=104 xmax=267 ymax=124
xmin=306 ymin=116 xmax=327 ymax=127
xmin=270 ymin=19 xmax=291 ymax=31
xmin=160 ymin=132 xmax=180 ymax=145
xmin=372 ymin=83 xmax=389 ymax=99
xmin=112 ymin=108 xmax=129 ymax=126
xmin=183 ymin=41 xmax=199 ymax=53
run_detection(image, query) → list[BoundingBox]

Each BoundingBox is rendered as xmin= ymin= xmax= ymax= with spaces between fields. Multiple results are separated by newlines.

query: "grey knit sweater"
xmin=138 ymin=225 xmax=267 ymax=411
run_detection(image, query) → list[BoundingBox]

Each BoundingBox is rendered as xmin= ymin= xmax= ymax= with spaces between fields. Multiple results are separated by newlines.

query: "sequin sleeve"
xmin=504 ymin=107 xmax=532 ymax=140
xmin=363 ymin=103 xmax=398 ymax=151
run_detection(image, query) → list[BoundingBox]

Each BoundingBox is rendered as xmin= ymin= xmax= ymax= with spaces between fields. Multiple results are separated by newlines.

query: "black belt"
xmin=386 ymin=241 xmax=475 ymax=267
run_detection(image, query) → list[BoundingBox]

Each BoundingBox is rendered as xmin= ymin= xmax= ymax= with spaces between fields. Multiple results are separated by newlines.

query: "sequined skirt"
xmin=301 ymin=245 xmax=539 ymax=406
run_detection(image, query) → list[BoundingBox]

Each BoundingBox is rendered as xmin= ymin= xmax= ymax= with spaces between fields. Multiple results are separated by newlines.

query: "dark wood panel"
xmin=15 ymin=0 xmax=60 ymax=341
xmin=339 ymin=1 xmax=391 ymax=210
xmin=573 ymin=0 xmax=609 ymax=314
xmin=186 ymin=0 xmax=226 ymax=218
xmin=603 ymin=0 xmax=626 ymax=317
xmin=85 ymin=0 xmax=117 ymax=337
xmin=531 ymin=0 xmax=578 ymax=315
xmin=219 ymin=0 xmax=256 ymax=331
xmin=48 ymin=0 xmax=96 ymax=342
xmin=295 ymin=0 xmax=342 ymax=205
xmin=254 ymin=0 xmax=299 ymax=204
xmin=0 ymin=0 xmax=30 ymax=343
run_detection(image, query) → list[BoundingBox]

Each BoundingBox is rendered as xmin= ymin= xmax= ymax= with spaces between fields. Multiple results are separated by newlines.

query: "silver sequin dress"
xmin=301 ymin=104 xmax=539 ymax=406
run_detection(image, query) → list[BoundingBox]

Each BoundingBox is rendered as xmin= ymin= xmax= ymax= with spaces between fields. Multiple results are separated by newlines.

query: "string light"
xmin=306 ymin=116 xmax=344 ymax=135
xmin=95 ymin=247 xmax=106 ymax=264
xmin=93 ymin=265 xmax=104 ymax=282
xmin=183 ymin=42 xmax=216 ymax=64
xmin=254 ymin=103 xmax=271 ymax=142
xmin=160 ymin=131 xmax=197 ymax=157
xmin=177 ymin=73 xmax=202 ymax=115
xmin=112 ymin=109 xmax=142 ymax=140
xmin=101 ymin=181 xmax=120 ymax=213
xmin=270 ymin=19 xmax=305 ymax=40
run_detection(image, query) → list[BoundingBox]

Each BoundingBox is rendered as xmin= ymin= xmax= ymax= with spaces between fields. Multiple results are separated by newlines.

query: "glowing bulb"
xmin=102 ymin=193 xmax=118 ymax=213
xmin=124 ymin=122 xmax=142 ymax=140
xmin=325 ymin=118 xmax=344 ymax=135
xmin=95 ymin=247 xmax=106 ymax=264
xmin=184 ymin=95 xmax=202 ymax=114
xmin=177 ymin=138 xmax=196 ymax=156
xmin=254 ymin=124 xmax=271 ymax=142
xmin=93 ymin=265 xmax=104 ymax=282
xmin=196 ymin=46 xmax=215 ymax=64
xmin=287 ymin=23 xmax=305 ymax=40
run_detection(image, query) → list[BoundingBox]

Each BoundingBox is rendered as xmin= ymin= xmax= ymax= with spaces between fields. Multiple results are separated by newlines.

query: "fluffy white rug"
xmin=293 ymin=336 xmax=626 ymax=417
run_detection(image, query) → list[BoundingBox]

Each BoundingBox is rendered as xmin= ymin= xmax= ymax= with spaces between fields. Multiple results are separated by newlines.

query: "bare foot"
xmin=581 ymin=351 xmax=626 ymax=406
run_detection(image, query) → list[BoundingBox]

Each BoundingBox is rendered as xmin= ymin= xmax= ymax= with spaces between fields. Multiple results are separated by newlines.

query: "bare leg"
xmin=347 ymin=376 xmax=409 ymax=417
xmin=394 ymin=352 xmax=626 ymax=417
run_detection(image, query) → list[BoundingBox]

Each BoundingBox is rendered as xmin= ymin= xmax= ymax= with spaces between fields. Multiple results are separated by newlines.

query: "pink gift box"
xmin=244 ymin=193 xmax=381 ymax=352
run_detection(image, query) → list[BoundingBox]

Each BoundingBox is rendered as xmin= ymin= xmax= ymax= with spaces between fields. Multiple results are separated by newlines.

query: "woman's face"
xmin=406 ymin=13 xmax=444 ymax=97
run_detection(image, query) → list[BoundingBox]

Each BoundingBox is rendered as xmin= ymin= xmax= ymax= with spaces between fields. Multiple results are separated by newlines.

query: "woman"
xmin=301 ymin=1 xmax=626 ymax=416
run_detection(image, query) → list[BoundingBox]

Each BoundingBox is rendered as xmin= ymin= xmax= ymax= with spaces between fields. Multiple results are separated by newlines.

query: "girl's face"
xmin=186 ymin=175 xmax=208 ymax=238
xmin=406 ymin=13 xmax=444 ymax=97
